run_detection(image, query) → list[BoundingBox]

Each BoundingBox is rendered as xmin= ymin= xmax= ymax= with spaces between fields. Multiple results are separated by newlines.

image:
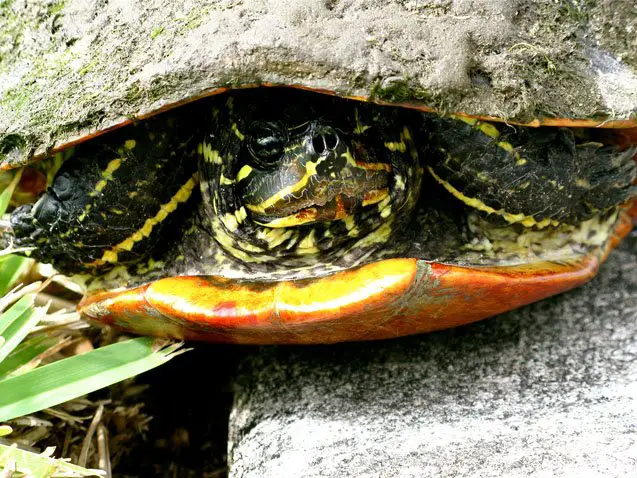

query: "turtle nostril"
xmin=311 ymin=128 xmax=339 ymax=155
xmin=312 ymin=135 xmax=327 ymax=155
xmin=325 ymin=132 xmax=339 ymax=150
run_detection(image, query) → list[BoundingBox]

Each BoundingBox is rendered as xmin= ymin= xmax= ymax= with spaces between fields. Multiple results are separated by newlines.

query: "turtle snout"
xmin=310 ymin=126 xmax=340 ymax=156
xmin=310 ymin=126 xmax=348 ymax=175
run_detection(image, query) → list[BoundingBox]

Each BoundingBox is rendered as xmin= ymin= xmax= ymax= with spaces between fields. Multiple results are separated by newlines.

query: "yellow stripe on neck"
xmin=92 ymin=174 xmax=198 ymax=265
xmin=427 ymin=166 xmax=559 ymax=229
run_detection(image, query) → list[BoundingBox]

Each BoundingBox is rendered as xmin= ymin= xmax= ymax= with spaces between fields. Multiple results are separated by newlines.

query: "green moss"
xmin=78 ymin=58 xmax=99 ymax=77
xmin=369 ymin=78 xmax=434 ymax=105
xmin=150 ymin=26 xmax=164 ymax=39
xmin=558 ymin=0 xmax=596 ymax=23
xmin=46 ymin=0 xmax=66 ymax=16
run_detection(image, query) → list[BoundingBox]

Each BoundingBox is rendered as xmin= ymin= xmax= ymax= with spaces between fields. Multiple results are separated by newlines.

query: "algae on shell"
xmin=1 ymin=0 xmax=636 ymax=167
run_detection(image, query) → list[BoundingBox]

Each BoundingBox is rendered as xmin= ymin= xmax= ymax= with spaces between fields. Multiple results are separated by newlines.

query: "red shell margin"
xmin=79 ymin=206 xmax=636 ymax=344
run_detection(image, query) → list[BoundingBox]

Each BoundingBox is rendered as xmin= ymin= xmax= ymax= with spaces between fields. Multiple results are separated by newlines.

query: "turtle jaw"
xmin=78 ymin=204 xmax=635 ymax=344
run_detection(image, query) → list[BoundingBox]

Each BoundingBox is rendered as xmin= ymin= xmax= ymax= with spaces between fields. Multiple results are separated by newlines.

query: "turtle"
xmin=1 ymin=1 xmax=636 ymax=344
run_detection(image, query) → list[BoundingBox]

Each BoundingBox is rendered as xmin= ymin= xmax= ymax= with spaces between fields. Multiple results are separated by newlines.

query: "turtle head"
xmin=197 ymin=91 xmax=423 ymax=268
xmin=238 ymin=119 xmax=392 ymax=228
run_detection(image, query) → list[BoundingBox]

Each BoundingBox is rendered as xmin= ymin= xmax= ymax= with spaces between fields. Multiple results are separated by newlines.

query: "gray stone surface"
xmin=229 ymin=232 xmax=637 ymax=477
xmin=2 ymin=0 xmax=637 ymax=167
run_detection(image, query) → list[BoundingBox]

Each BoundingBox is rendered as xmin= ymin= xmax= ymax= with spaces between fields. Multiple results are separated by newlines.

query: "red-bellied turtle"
xmin=1 ymin=1 xmax=636 ymax=343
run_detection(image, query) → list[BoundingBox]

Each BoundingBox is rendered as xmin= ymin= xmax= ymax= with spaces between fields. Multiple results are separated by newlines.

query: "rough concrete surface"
xmin=2 ymin=0 xmax=637 ymax=167
xmin=229 ymin=233 xmax=637 ymax=477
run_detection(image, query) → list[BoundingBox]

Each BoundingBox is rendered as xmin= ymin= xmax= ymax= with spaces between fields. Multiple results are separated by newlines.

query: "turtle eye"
xmin=247 ymin=122 xmax=287 ymax=167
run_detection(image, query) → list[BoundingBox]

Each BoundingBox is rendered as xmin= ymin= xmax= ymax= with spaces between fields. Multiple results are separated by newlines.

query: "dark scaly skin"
xmin=10 ymin=116 xmax=198 ymax=273
xmin=423 ymin=115 xmax=637 ymax=227
xmin=196 ymin=90 xmax=422 ymax=269
xmin=7 ymin=89 xmax=636 ymax=283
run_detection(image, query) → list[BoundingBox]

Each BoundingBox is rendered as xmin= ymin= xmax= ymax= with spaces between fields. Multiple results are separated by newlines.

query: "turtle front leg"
xmin=9 ymin=116 xmax=199 ymax=275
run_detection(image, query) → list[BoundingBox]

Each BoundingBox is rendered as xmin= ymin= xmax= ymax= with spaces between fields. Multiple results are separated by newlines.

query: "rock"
xmin=229 ymin=233 xmax=637 ymax=477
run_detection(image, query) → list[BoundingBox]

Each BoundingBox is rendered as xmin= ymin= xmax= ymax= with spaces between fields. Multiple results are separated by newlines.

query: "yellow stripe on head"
xmin=88 ymin=157 xmax=125 ymax=198
xmin=232 ymin=123 xmax=245 ymax=141
xmin=245 ymin=160 xmax=320 ymax=215
xmin=236 ymin=165 xmax=253 ymax=182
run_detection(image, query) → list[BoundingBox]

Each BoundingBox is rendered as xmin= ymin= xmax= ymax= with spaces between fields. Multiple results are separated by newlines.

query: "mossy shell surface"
xmin=2 ymin=0 xmax=637 ymax=168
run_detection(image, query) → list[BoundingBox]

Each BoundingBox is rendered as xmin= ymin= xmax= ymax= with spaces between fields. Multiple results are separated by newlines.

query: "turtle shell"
xmin=1 ymin=1 xmax=636 ymax=344
xmin=2 ymin=1 xmax=637 ymax=167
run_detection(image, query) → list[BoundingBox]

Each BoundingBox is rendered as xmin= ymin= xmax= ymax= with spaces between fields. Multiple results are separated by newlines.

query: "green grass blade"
xmin=0 ymin=294 xmax=35 ymax=336
xmin=0 ymin=443 xmax=104 ymax=477
xmin=0 ymin=303 xmax=43 ymax=363
xmin=0 ymin=170 xmax=22 ymax=216
xmin=0 ymin=335 xmax=61 ymax=380
xmin=0 ymin=337 xmax=183 ymax=421
xmin=0 ymin=255 xmax=32 ymax=296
